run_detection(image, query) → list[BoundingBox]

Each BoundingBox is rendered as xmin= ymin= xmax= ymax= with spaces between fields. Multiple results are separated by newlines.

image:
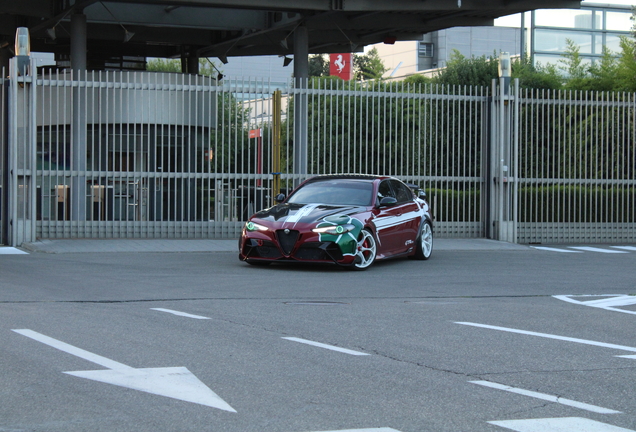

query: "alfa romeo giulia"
xmin=238 ymin=174 xmax=433 ymax=270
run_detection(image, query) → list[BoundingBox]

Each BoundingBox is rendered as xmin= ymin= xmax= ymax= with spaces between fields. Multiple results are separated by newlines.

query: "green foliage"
xmin=432 ymin=50 xmax=498 ymax=87
xmin=146 ymin=58 xmax=222 ymax=77
xmin=353 ymin=48 xmax=388 ymax=81
xmin=308 ymin=54 xmax=329 ymax=77
xmin=519 ymin=186 xmax=636 ymax=223
xmin=512 ymin=57 xmax=562 ymax=90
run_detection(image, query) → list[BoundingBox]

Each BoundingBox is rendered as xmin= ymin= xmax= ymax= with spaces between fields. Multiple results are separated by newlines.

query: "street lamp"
xmin=15 ymin=27 xmax=31 ymax=75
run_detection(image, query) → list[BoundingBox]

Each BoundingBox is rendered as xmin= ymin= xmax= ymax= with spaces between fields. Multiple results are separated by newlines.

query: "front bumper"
xmin=239 ymin=236 xmax=353 ymax=265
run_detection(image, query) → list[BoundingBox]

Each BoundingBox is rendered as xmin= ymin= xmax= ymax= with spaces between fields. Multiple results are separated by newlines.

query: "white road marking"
xmin=611 ymin=246 xmax=636 ymax=251
xmin=0 ymin=247 xmax=28 ymax=255
xmin=282 ymin=337 xmax=369 ymax=356
xmin=553 ymin=295 xmax=636 ymax=316
xmin=489 ymin=417 xmax=635 ymax=432
xmin=312 ymin=429 xmax=401 ymax=432
xmin=455 ymin=322 xmax=636 ymax=354
xmin=12 ymin=329 xmax=236 ymax=411
xmin=530 ymin=247 xmax=582 ymax=253
xmin=470 ymin=381 xmax=620 ymax=414
xmin=150 ymin=308 xmax=210 ymax=320
xmin=569 ymin=246 xmax=628 ymax=253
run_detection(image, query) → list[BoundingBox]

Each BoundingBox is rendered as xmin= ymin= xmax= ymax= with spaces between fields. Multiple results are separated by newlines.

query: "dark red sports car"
xmin=238 ymin=174 xmax=433 ymax=270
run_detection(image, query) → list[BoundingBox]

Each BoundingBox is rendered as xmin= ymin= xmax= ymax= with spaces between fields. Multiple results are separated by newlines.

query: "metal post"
xmin=272 ymin=90 xmax=281 ymax=203
xmin=293 ymin=25 xmax=308 ymax=186
xmin=71 ymin=12 xmax=87 ymax=223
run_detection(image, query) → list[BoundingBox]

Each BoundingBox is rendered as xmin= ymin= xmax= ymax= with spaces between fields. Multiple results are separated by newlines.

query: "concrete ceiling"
xmin=1 ymin=0 xmax=581 ymax=63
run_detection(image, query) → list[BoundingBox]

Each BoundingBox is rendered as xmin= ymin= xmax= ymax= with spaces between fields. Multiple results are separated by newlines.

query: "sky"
xmin=494 ymin=1 xmax=634 ymax=27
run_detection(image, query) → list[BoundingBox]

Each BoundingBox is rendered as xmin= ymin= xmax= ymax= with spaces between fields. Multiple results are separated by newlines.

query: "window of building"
xmin=534 ymin=29 xmax=593 ymax=54
xmin=605 ymin=11 xmax=632 ymax=31
xmin=419 ymin=42 xmax=434 ymax=57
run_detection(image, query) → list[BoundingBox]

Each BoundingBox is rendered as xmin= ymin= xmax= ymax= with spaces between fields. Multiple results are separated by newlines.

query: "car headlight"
xmin=312 ymin=223 xmax=356 ymax=235
xmin=245 ymin=221 xmax=269 ymax=232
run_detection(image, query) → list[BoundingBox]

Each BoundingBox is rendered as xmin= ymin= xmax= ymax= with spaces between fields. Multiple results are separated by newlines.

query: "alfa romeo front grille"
xmin=276 ymin=229 xmax=299 ymax=255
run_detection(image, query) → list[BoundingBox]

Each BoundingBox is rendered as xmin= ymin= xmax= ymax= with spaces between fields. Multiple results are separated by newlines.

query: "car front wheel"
xmin=351 ymin=228 xmax=377 ymax=270
xmin=412 ymin=221 xmax=433 ymax=260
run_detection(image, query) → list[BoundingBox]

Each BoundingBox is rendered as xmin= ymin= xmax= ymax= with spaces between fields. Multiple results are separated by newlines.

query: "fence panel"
xmin=0 ymin=70 xmax=6 ymax=244
xmin=284 ymin=80 xmax=488 ymax=238
xmin=518 ymin=89 xmax=636 ymax=243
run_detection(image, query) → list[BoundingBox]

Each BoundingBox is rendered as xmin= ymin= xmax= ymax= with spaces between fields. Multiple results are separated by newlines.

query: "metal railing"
xmin=518 ymin=89 xmax=636 ymax=243
xmin=1 ymin=60 xmax=634 ymax=245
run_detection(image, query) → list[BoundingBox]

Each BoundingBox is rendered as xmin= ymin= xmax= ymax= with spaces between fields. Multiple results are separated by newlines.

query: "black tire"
xmin=412 ymin=221 xmax=433 ymax=260
xmin=349 ymin=228 xmax=377 ymax=270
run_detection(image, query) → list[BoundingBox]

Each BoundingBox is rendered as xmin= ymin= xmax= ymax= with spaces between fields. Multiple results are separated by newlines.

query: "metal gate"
xmin=2 ymin=56 xmax=635 ymax=246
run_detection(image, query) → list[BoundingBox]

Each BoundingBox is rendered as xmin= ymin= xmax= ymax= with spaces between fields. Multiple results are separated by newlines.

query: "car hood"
xmin=253 ymin=203 xmax=368 ymax=227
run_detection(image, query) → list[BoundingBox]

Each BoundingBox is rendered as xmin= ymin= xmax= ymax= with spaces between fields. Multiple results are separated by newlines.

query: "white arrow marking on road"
xmin=530 ymin=246 xmax=582 ymax=253
xmin=12 ymin=329 xmax=236 ymax=412
xmin=569 ymin=246 xmax=628 ymax=253
xmin=150 ymin=308 xmax=211 ymax=320
xmin=282 ymin=337 xmax=370 ymax=356
xmin=489 ymin=417 xmax=635 ymax=432
xmin=455 ymin=322 xmax=636 ymax=359
xmin=311 ymin=429 xmax=402 ymax=432
xmin=470 ymin=381 xmax=621 ymax=414
xmin=553 ymin=294 xmax=636 ymax=316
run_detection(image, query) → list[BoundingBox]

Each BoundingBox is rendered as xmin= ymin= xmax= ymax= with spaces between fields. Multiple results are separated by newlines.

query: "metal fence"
xmin=0 ymin=69 xmax=6 ymax=245
xmin=1 ymin=59 xmax=635 ymax=246
xmin=518 ymin=89 xmax=636 ymax=243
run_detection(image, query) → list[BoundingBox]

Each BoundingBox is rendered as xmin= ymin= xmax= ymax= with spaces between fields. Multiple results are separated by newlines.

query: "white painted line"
xmin=282 ymin=337 xmax=370 ymax=356
xmin=470 ymin=381 xmax=620 ymax=414
xmin=151 ymin=308 xmax=210 ymax=320
xmin=12 ymin=329 xmax=236 ymax=411
xmin=569 ymin=246 xmax=628 ymax=253
xmin=611 ymin=246 xmax=636 ymax=251
xmin=531 ymin=247 xmax=582 ymax=253
xmin=455 ymin=322 xmax=636 ymax=353
xmin=13 ymin=329 xmax=133 ymax=372
xmin=553 ymin=295 xmax=636 ymax=316
xmin=489 ymin=417 xmax=635 ymax=432
xmin=0 ymin=247 xmax=28 ymax=255
xmin=312 ymin=429 xmax=401 ymax=432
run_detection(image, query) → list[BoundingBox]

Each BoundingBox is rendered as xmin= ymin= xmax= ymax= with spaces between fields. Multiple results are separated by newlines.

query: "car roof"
xmin=303 ymin=174 xmax=392 ymax=184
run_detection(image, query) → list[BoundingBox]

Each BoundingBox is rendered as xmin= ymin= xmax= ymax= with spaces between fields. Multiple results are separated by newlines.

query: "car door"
xmin=388 ymin=180 xmax=421 ymax=252
xmin=373 ymin=180 xmax=404 ymax=256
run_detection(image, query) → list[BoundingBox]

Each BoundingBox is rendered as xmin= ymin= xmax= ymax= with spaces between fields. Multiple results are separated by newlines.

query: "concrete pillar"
xmin=293 ymin=25 xmax=309 ymax=184
xmin=70 ymin=12 xmax=87 ymax=72
xmin=70 ymin=11 xmax=87 ymax=221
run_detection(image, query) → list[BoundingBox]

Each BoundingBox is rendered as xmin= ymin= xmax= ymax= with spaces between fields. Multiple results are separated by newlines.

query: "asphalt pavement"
xmin=10 ymin=238 xmax=530 ymax=254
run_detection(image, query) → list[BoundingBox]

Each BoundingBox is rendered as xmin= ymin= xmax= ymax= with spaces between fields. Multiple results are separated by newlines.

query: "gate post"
xmin=7 ymin=56 xmax=38 ymax=246
xmin=488 ymin=77 xmax=519 ymax=243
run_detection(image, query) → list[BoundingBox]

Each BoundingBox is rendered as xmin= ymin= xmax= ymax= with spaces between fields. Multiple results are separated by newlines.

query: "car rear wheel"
xmin=351 ymin=229 xmax=377 ymax=270
xmin=412 ymin=221 xmax=433 ymax=260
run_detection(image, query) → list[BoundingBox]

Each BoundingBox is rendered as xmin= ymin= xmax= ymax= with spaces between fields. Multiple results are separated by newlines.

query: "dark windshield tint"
xmin=287 ymin=180 xmax=374 ymax=206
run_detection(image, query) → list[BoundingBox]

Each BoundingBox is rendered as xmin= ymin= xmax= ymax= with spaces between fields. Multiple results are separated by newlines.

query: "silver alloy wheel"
xmin=354 ymin=229 xmax=377 ymax=269
xmin=420 ymin=222 xmax=433 ymax=258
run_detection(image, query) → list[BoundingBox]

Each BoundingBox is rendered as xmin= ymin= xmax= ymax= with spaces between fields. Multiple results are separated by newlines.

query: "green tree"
xmin=146 ymin=58 xmax=222 ymax=77
xmin=308 ymin=54 xmax=329 ymax=77
xmin=353 ymin=48 xmax=388 ymax=80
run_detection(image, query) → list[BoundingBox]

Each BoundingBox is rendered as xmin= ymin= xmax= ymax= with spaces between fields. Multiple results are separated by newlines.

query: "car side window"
xmin=378 ymin=180 xmax=394 ymax=201
xmin=391 ymin=180 xmax=414 ymax=203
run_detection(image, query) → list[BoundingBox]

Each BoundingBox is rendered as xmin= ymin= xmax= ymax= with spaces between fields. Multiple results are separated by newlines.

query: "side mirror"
xmin=379 ymin=196 xmax=398 ymax=207
xmin=275 ymin=193 xmax=286 ymax=203
xmin=418 ymin=190 xmax=427 ymax=199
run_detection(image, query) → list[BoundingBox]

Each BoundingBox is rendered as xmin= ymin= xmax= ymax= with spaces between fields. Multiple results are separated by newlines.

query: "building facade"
xmin=371 ymin=3 xmax=632 ymax=79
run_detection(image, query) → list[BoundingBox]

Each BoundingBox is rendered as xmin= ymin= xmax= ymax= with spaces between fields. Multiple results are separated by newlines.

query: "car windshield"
xmin=287 ymin=180 xmax=374 ymax=206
